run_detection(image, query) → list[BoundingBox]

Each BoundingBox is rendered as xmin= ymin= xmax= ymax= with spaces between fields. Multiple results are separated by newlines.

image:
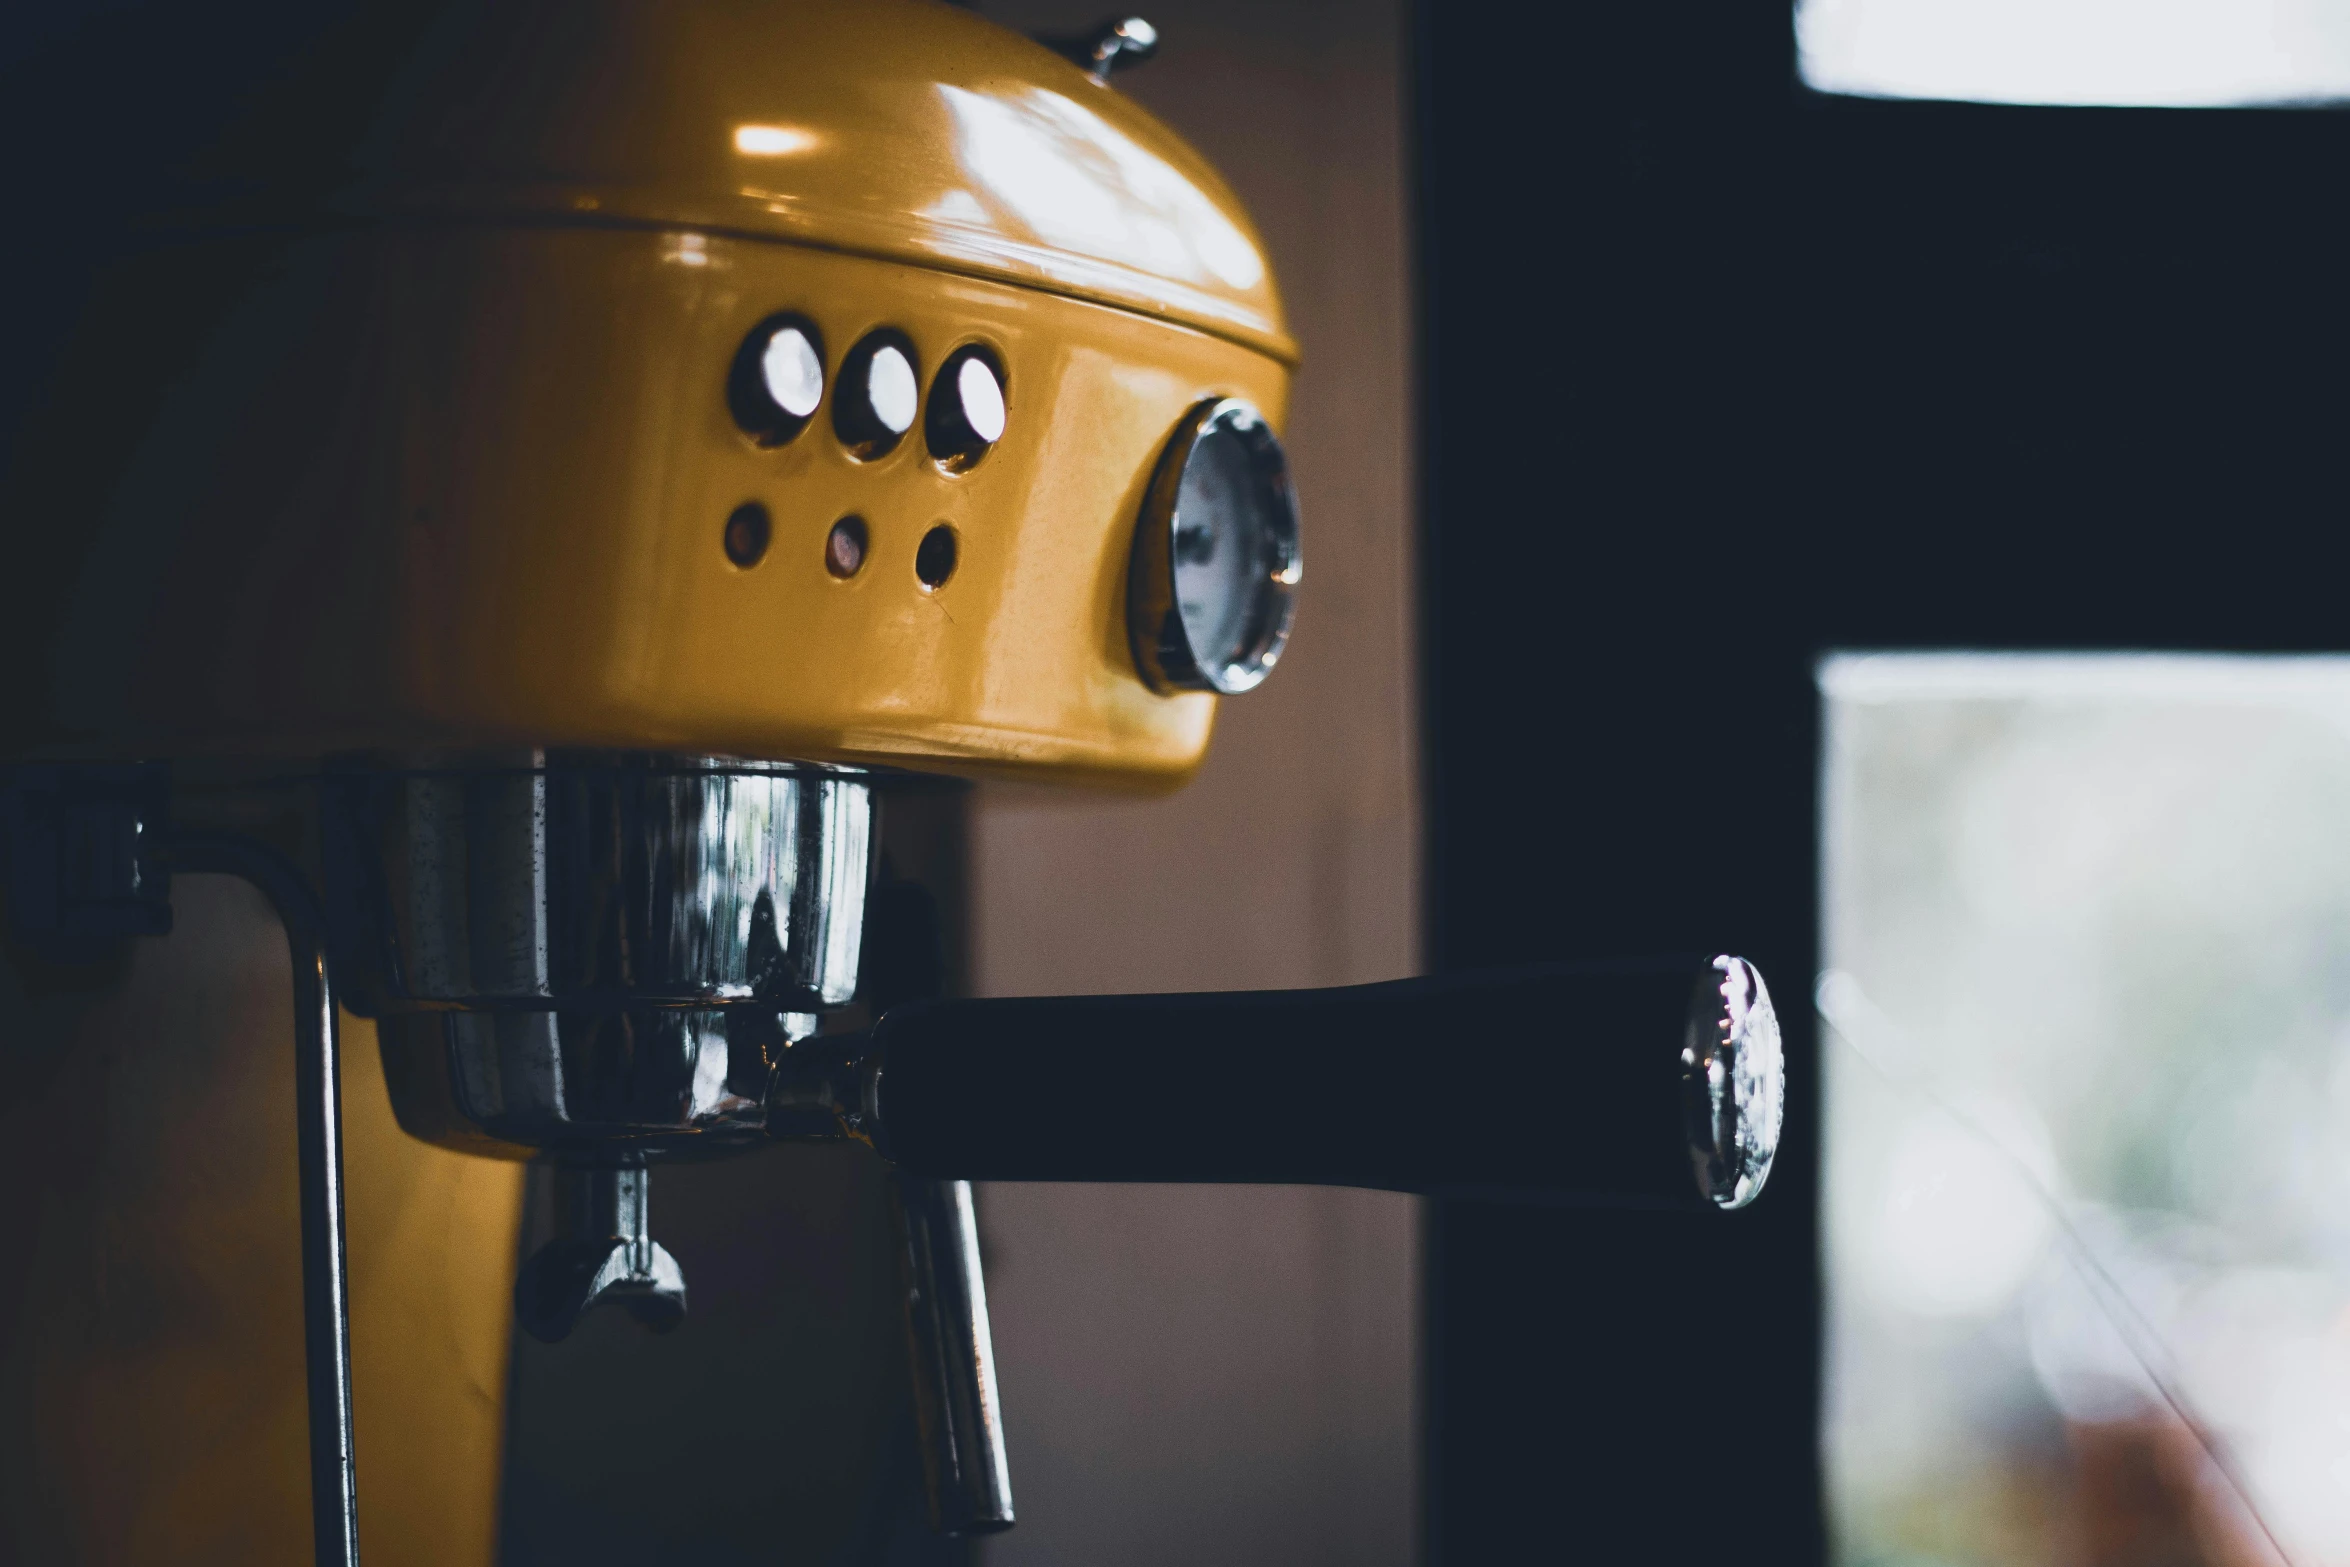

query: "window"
xmin=1823 ymin=653 xmax=2350 ymax=1566
xmin=1798 ymin=0 xmax=2350 ymax=107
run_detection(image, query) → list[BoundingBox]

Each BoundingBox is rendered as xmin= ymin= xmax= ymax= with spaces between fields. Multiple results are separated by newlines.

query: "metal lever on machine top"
xmin=781 ymin=955 xmax=1786 ymax=1211
xmin=1038 ymin=15 xmax=1160 ymax=82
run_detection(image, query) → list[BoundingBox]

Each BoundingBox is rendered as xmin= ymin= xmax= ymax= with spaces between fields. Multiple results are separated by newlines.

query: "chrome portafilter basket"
xmin=322 ymin=755 xmax=878 ymax=1334
xmin=324 ymin=756 xmax=869 ymax=1149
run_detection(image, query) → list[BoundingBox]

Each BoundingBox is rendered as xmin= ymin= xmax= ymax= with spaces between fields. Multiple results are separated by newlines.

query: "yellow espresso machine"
xmin=0 ymin=3 xmax=1785 ymax=1562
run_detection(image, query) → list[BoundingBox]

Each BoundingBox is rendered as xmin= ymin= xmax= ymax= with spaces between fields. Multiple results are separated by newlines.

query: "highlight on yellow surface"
xmin=734 ymin=123 xmax=823 ymax=156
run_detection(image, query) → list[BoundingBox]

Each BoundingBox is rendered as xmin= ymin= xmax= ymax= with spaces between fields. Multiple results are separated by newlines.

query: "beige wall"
xmin=965 ymin=4 xmax=1421 ymax=1562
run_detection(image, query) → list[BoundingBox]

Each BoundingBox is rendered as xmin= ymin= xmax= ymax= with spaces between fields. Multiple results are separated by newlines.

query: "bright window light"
xmin=1798 ymin=0 xmax=2350 ymax=106
xmin=1822 ymin=652 xmax=2350 ymax=1567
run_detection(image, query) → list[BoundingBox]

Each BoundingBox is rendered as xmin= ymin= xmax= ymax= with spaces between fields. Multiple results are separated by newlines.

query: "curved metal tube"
xmin=896 ymin=1176 xmax=1014 ymax=1535
xmin=168 ymin=832 xmax=361 ymax=1567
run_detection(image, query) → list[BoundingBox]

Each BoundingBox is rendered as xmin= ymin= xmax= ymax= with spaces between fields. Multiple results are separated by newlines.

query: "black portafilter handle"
xmin=815 ymin=955 xmax=1784 ymax=1211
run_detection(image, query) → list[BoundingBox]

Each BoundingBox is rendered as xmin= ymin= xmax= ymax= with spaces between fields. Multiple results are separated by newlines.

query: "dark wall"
xmin=1415 ymin=3 xmax=2350 ymax=1562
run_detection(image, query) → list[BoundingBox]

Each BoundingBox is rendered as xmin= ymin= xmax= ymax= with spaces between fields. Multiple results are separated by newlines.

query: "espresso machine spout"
xmin=515 ymin=1164 xmax=689 ymax=1342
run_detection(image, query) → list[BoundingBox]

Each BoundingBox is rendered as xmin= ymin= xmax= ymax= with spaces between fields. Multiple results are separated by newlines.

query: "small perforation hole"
xmin=915 ymin=525 xmax=958 ymax=590
xmin=827 ymin=516 xmax=869 ymax=579
xmin=724 ymin=502 xmax=771 ymax=567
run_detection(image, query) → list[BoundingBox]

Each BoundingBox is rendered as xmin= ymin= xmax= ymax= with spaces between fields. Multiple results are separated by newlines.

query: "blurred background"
xmin=1823 ymin=657 xmax=2350 ymax=1567
xmin=1791 ymin=10 xmax=2350 ymax=1561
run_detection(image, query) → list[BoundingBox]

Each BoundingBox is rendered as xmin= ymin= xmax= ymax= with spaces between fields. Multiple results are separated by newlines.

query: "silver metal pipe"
xmin=169 ymin=832 xmax=361 ymax=1567
xmin=896 ymin=1176 xmax=1014 ymax=1535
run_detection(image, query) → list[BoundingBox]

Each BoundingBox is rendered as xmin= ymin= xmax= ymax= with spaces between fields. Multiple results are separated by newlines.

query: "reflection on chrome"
xmin=1683 ymin=954 xmax=1784 ymax=1210
xmin=933 ymin=83 xmax=1263 ymax=292
xmin=325 ymin=755 xmax=871 ymax=1155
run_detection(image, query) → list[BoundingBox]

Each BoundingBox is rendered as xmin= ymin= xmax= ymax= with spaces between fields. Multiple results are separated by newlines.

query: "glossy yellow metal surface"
xmin=22 ymin=227 xmax=1280 ymax=782
xmin=343 ymin=0 xmax=1294 ymax=360
xmin=0 ymin=0 xmax=1294 ymax=787
xmin=0 ymin=881 xmax=520 ymax=1566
